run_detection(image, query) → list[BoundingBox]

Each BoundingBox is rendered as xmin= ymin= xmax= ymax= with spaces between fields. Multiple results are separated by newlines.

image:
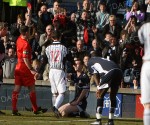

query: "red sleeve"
xmin=22 ymin=42 xmax=30 ymax=58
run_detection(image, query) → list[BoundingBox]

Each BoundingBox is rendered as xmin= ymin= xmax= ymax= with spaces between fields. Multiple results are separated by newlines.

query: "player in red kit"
xmin=12 ymin=26 xmax=47 ymax=116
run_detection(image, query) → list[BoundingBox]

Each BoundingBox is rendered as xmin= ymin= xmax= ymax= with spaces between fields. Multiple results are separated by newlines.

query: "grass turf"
xmin=0 ymin=110 xmax=143 ymax=125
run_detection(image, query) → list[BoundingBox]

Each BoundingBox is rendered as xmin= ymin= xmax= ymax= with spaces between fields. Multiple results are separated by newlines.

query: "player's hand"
xmin=34 ymin=73 xmax=40 ymax=80
xmin=30 ymin=69 xmax=37 ymax=75
xmin=96 ymin=89 xmax=101 ymax=99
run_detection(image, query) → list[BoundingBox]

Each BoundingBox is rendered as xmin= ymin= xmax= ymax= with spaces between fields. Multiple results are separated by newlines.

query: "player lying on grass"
xmin=58 ymin=59 xmax=90 ymax=118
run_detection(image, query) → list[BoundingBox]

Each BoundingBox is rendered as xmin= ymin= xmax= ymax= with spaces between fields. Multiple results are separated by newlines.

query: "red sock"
xmin=12 ymin=91 xmax=19 ymax=111
xmin=30 ymin=91 xmax=38 ymax=111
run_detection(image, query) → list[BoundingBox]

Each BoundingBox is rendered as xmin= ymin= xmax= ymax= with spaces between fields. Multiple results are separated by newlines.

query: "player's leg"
xmin=143 ymin=104 xmax=150 ymax=125
xmin=52 ymin=69 xmax=66 ymax=117
xmin=141 ymin=63 xmax=150 ymax=125
xmin=106 ymin=86 xmax=119 ymax=125
xmin=28 ymin=85 xmax=47 ymax=114
xmin=106 ymin=69 xmax=122 ymax=125
xmin=91 ymin=88 xmax=109 ymax=125
xmin=54 ymin=92 xmax=65 ymax=110
xmin=52 ymin=93 xmax=58 ymax=106
xmin=28 ymin=85 xmax=38 ymax=112
xmin=12 ymin=85 xmax=22 ymax=116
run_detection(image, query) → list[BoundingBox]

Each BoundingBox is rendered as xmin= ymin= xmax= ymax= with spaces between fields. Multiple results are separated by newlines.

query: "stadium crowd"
xmin=0 ymin=0 xmax=149 ymax=91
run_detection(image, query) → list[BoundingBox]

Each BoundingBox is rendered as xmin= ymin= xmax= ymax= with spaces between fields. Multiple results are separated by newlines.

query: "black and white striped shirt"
xmin=45 ymin=41 xmax=67 ymax=69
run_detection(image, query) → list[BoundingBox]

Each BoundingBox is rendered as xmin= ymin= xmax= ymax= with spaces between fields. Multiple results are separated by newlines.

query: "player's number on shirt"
xmin=50 ymin=50 xmax=60 ymax=62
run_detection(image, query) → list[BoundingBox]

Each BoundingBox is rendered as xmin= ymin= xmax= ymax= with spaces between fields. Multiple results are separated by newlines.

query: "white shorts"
xmin=140 ymin=62 xmax=150 ymax=104
xmin=49 ymin=69 xmax=66 ymax=94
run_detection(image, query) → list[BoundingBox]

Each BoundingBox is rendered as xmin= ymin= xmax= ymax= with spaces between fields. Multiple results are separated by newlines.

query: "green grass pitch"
xmin=0 ymin=110 xmax=143 ymax=125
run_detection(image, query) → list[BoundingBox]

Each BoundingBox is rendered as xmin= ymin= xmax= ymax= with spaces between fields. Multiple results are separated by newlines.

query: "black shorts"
xmin=101 ymin=69 xmax=123 ymax=88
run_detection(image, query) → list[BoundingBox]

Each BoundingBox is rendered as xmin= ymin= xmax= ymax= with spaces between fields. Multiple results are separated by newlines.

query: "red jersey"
xmin=15 ymin=35 xmax=35 ymax=86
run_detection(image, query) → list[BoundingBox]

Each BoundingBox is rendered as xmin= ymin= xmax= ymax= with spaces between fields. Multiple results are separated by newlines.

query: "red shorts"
xmin=15 ymin=63 xmax=35 ymax=86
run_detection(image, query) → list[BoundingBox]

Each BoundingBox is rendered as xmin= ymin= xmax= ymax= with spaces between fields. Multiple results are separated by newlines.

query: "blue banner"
xmin=102 ymin=93 xmax=122 ymax=117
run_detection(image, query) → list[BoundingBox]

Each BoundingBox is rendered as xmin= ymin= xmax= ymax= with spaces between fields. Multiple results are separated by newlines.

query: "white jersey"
xmin=138 ymin=22 xmax=150 ymax=61
xmin=45 ymin=41 xmax=67 ymax=69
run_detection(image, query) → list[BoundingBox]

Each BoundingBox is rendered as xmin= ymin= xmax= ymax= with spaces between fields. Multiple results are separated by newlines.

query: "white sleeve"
xmin=138 ymin=25 xmax=144 ymax=44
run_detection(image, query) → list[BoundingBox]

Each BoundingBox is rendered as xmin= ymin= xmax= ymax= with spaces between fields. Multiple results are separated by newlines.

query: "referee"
xmin=45 ymin=30 xmax=68 ymax=117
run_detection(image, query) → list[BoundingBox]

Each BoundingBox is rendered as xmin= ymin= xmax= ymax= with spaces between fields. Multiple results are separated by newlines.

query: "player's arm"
xmin=70 ymin=88 xmax=89 ymax=106
xmin=93 ymin=73 xmax=100 ymax=86
xmin=71 ymin=75 xmax=90 ymax=105
xmin=23 ymin=58 xmax=37 ymax=74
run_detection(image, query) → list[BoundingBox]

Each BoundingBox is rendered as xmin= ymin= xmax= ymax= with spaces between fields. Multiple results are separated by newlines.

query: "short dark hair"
xmin=90 ymin=51 xmax=99 ymax=57
xmin=51 ymin=30 xmax=61 ymax=40
xmin=19 ymin=25 xmax=29 ymax=35
xmin=99 ymin=2 xmax=106 ymax=6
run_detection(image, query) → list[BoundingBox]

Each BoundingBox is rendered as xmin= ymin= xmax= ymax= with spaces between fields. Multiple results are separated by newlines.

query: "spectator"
xmin=52 ymin=14 xmax=77 ymax=47
xmin=70 ymin=40 xmax=87 ymax=62
xmin=130 ymin=46 xmax=142 ymax=89
xmin=58 ymin=59 xmax=90 ymax=118
xmin=29 ymin=32 xmax=42 ymax=60
xmin=102 ymin=32 xmax=113 ymax=47
xmin=119 ymin=30 xmax=130 ymax=53
xmin=76 ymin=10 xmax=94 ymax=46
xmin=88 ymin=39 xmax=102 ymax=57
xmin=145 ymin=0 xmax=150 ymax=21
xmin=10 ymin=14 xmax=24 ymax=42
xmin=65 ymin=13 xmax=77 ymax=47
xmin=39 ymin=24 xmax=53 ymax=56
xmin=3 ymin=47 xmax=17 ymax=79
xmin=124 ymin=16 xmax=139 ymax=34
xmin=35 ymin=0 xmax=48 ymax=16
xmin=125 ymin=1 xmax=145 ymax=23
xmin=76 ymin=0 xmax=96 ymax=22
xmin=96 ymin=2 xmax=109 ymax=32
xmin=102 ymin=15 xmax=122 ymax=40
xmin=37 ymin=4 xmax=53 ymax=34
xmin=47 ymin=1 xmax=66 ymax=16
xmin=102 ymin=35 xmax=121 ymax=65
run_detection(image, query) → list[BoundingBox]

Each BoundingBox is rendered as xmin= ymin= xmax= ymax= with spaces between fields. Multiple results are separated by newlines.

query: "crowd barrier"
xmin=0 ymin=79 xmax=143 ymax=118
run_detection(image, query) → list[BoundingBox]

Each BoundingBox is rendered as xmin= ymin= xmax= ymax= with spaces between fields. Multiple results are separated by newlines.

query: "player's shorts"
xmin=15 ymin=63 xmax=35 ymax=86
xmin=140 ymin=61 xmax=150 ymax=104
xmin=49 ymin=69 xmax=66 ymax=94
xmin=100 ymin=68 xmax=123 ymax=88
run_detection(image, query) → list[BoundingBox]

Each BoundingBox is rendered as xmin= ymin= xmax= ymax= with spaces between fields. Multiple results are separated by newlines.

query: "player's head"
xmin=90 ymin=51 xmax=99 ymax=58
xmin=19 ymin=25 xmax=29 ymax=36
xmin=73 ymin=59 xmax=84 ymax=72
xmin=51 ymin=30 xmax=61 ymax=41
